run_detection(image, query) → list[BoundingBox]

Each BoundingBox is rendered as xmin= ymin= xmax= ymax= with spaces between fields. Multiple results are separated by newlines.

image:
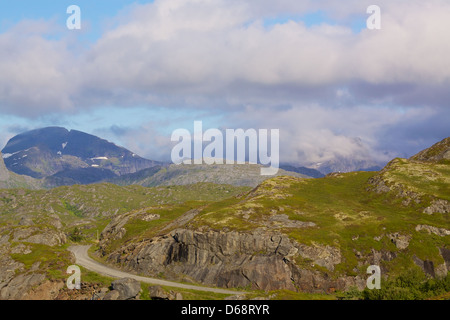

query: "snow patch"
xmin=62 ymin=142 xmax=68 ymax=149
xmin=91 ymin=157 xmax=108 ymax=160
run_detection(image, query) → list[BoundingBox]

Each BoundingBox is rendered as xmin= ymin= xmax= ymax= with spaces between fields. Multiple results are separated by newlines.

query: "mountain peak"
xmin=1 ymin=127 xmax=159 ymax=183
xmin=410 ymin=137 xmax=450 ymax=163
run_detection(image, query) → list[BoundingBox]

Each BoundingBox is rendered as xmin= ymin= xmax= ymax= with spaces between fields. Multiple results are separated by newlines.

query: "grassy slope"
xmin=187 ymin=168 xmax=449 ymax=278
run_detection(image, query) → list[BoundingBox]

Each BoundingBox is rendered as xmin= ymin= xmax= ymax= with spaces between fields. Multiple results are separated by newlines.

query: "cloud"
xmin=0 ymin=0 xmax=449 ymax=166
xmin=1 ymin=0 xmax=450 ymax=112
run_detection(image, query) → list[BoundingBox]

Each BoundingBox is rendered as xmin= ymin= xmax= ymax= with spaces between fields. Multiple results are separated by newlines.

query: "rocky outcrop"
xmin=103 ymin=228 xmax=356 ymax=293
xmin=12 ymin=227 xmax=67 ymax=247
xmin=388 ymin=233 xmax=411 ymax=250
xmin=409 ymin=137 xmax=450 ymax=163
xmin=423 ymin=199 xmax=450 ymax=215
xmin=416 ymin=225 xmax=450 ymax=237
xmin=0 ymin=273 xmax=46 ymax=300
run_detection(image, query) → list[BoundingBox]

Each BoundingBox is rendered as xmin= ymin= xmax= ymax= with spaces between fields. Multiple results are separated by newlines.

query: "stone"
xmin=103 ymin=290 xmax=120 ymax=300
xmin=415 ymin=225 xmax=450 ymax=237
xmin=148 ymin=285 xmax=171 ymax=300
xmin=0 ymin=273 xmax=45 ymax=300
xmin=388 ymin=233 xmax=411 ymax=250
xmin=423 ymin=199 xmax=450 ymax=215
xmin=111 ymin=278 xmax=141 ymax=300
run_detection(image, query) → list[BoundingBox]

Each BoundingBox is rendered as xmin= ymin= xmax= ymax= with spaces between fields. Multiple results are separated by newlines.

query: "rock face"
xmin=0 ymin=273 xmax=46 ymax=300
xmin=103 ymin=228 xmax=358 ymax=293
xmin=12 ymin=227 xmax=67 ymax=247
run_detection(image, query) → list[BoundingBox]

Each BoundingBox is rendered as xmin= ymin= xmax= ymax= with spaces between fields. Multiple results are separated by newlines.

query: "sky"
xmin=0 ymin=0 xmax=449 ymax=165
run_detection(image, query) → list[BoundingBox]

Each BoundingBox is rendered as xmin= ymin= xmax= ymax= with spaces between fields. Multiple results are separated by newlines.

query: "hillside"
xmin=97 ymin=138 xmax=450 ymax=297
xmin=110 ymin=163 xmax=311 ymax=187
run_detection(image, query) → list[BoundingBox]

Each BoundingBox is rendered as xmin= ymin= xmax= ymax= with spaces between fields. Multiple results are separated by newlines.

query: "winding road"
xmin=68 ymin=245 xmax=245 ymax=295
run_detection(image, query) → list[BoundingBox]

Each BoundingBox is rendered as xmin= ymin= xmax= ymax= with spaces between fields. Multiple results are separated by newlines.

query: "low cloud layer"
xmin=0 ymin=0 xmax=449 ymax=165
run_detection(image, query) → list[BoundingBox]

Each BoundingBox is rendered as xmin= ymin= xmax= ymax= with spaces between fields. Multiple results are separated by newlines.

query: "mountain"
xmin=307 ymin=156 xmax=383 ymax=175
xmin=2 ymin=127 xmax=160 ymax=185
xmin=0 ymin=151 xmax=41 ymax=189
xmin=109 ymin=163 xmax=311 ymax=187
xmin=280 ymin=164 xmax=325 ymax=178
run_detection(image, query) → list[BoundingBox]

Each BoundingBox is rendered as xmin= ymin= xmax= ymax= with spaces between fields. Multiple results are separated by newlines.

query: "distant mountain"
xmin=2 ymin=127 xmax=160 ymax=184
xmin=307 ymin=156 xmax=383 ymax=175
xmin=109 ymin=163 xmax=312 ymax=187
xmin=279 ymin=165 xmax=325 ymax=178
xmin=0 ymin=151 xmax=41 ymax=189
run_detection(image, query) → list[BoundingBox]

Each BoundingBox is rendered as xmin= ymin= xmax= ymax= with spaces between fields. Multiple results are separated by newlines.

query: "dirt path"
xmin=68 ymin=245 xmax=245 ymax=295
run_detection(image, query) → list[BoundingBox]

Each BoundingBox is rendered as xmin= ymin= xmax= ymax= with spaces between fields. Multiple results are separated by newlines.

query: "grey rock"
xmin=415 ymin=225 xmax=450 ymax=237
xmin=148 ymin=286 xmax=183 ymax=300
xmin=103 ymin=290 xmax=120 ymax=300
xmin=13 ymin=227 xmax=66 ymax=247
xmin=148 ymin=285 xmax=170 ymax=300
xmin=296 ymin=243 xmax=341 ymax=271
xmin=0 ymin=273 xmax=45 ymax=300
xmin=105 ymin=228 xmax=349 ymax=293
xmin=423 ymin=199 xmax=450 ymax=215
xmin=388 ymin=233 xmax=411 ymax=250
xmin=111 ymin=278 xmax=141 ymax=300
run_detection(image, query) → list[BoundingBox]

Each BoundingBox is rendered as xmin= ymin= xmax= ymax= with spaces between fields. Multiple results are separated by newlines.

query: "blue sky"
xmin=0 ymin=0 xmax=448 ymax=164
xmin=0 ymin=1 xmax=150 ymax=41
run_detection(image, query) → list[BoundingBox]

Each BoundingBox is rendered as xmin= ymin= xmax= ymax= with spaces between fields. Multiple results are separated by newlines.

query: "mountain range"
xmin=0 ymin=127 xmax=320 ymax=188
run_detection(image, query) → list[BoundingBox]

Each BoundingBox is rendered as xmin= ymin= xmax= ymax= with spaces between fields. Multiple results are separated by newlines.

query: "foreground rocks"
xmin=106 ymin=278 xmax=141 ymax=300
xmin=102 ymin=228 xmax=364 ymax=293
xmin=148 ymin=285 xmax=183 ymax=300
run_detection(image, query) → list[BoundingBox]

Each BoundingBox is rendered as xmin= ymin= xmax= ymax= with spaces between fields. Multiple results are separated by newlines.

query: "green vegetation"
xmin=10 ymin=243 xmax=72 ymax=279
xmin=362 ymin=270 xmax=450 ymax=300
xmin=189 ymin=169 xmax=449 ymax=278
xmin=1 ymin=143 xmax=449 ymax=299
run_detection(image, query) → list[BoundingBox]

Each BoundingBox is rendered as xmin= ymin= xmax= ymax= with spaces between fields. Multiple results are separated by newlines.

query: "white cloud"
xmin=0 ymin=0 xmax=449 ymax=166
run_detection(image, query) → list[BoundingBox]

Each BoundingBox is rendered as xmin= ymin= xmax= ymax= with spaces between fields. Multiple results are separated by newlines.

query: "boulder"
xmin=148 ymin=286 xmax=183 ymax=300
xmin=103 ymin=290 xmax=120 ymax=300
xmin=111 ymin=278 xmax=141 ymax=300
